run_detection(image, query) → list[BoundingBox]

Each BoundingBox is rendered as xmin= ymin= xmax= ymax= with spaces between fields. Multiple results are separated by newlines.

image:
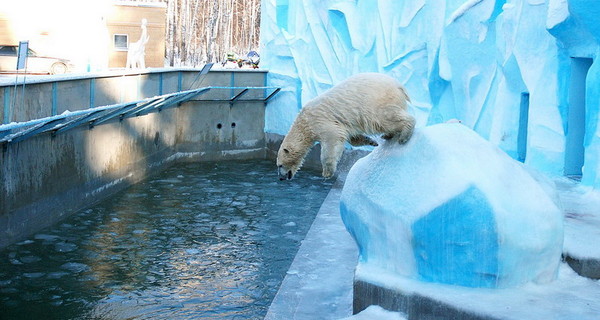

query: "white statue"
xmin=126 ymin=19 xmax=149 ymax=69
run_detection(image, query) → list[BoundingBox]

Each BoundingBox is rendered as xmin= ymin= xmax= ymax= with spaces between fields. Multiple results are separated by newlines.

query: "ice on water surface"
xmin=0 ymin=160 xmax=332 ymax=320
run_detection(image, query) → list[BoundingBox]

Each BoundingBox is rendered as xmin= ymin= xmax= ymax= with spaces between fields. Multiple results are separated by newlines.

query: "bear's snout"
xmin=278 ymin=165 xmax=293 ymax=181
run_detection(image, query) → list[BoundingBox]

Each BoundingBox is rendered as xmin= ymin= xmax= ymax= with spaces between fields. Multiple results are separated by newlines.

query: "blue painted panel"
xmin=412 ymin=186 xmax=499 ymax=288
xmin=564 ymin=58 xmax=592 ymax=177
xmin=276 ymin=0 xmax=289 ymax=31
xmin=517 ymin=92 xmax=529 ymax=163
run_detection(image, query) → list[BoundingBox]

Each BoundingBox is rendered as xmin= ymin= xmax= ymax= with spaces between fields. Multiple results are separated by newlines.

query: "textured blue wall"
xmin=260 ymin=0 xmax=600 ymax=187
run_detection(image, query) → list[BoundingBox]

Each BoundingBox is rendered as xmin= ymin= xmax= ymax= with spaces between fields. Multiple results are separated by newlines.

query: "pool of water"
xmin=0 ymin=160 xmax=333 ymax=319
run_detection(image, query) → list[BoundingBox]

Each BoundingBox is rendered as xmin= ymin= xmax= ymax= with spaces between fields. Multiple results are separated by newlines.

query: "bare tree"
xmin=164 ymin=0 xmax=261 ymax=67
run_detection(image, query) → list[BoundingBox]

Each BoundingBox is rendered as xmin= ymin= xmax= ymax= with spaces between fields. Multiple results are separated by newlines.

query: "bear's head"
xmin=276 ymin=143 xmax=303 ymax=180
xmin=276 ymin=111 xmax=316 ymax=180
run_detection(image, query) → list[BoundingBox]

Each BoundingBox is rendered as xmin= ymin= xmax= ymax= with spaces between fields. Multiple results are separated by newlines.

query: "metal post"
xmin=89 ymin=78 xmax=95 ymax=108
xmin=159 ymin=73 xmax=163 ymax=95
xmin=178 ymin=71 xmax=183 ymax=92
xmin=230 ymin=71 xmax=235 ymax=100
xmin=52 ymin=82 xmax=57 ymax=116
xmin=3 ymin=87 xmax=10 ymax=124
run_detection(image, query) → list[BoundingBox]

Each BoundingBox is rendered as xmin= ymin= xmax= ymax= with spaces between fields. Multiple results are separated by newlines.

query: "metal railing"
xmin=0 ymin=85 xmax=280 ymax=146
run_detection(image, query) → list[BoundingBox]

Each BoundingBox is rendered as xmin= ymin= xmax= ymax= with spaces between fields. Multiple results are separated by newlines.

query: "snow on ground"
xmin=555 ymin=177 xmax=600 ymax=260
xmin=341 ymin=305 xmax=407 ymax=320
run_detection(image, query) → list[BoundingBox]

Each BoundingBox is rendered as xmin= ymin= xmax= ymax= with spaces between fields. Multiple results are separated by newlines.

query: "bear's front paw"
xmin=322 ymin=164 xmax=336 ymax=179
xmin=397 ymin=118 xmax=416 ymax=144
xmin=382 ymin=131 xmax=413 ymax=144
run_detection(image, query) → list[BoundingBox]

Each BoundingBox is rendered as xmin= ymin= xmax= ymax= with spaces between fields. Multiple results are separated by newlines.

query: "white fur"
xmin=277 ymin=73 xmax=415 ymax=179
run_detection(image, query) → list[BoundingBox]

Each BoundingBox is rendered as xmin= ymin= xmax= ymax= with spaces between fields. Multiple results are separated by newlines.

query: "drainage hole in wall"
xmin=217 ymin=123 xmax=223 ymax=129
xmin=231 ymin=122 xmax=236 ymax=128
xmin=154 ymin=132 xmax=160 ymax=146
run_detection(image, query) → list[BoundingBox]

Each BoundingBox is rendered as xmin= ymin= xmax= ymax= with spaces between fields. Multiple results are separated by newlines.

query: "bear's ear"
xmin=283 ymin=148 xmax=290 ymax=154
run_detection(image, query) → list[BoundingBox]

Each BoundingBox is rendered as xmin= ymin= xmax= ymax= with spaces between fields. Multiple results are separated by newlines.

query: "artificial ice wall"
xmin=260 ymin=0 xmax=600 ymax=188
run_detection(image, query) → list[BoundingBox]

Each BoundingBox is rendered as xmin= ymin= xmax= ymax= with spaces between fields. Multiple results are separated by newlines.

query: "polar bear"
xmin=277 ymin=73 xmax=415 ymax=180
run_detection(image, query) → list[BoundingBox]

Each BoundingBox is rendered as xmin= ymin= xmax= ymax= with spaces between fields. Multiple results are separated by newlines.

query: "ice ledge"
xmin=354 ymin=264 xmax=600 ymax=319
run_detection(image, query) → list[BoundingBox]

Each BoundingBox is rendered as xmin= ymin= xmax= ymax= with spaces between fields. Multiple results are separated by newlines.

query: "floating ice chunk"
xmin=20 ymin=256 xmax=42 ymax=263
xmin=50 ymin=300 xmax=63 ymax=306
xmin=229 ymin=220 xmax=248 ymax=228
xmin=23 ymin=272 xmax=45 ymax=279
xmin=284 ymin=221 xmax=297 ymax=227
xmin=47 ymin=272 xmax=70 ymax=279
xmin=34 ymin=234 xmax=60 ymax=242
xmin=54 ymin=242 xmax=77 ymax=252
xmin=61 ymin=262 xmax=90 ymax=273
xmin=185 ymin=248 xmax=200 ymax=255
xmin=340 ymin=124 xmax=563 ymax=288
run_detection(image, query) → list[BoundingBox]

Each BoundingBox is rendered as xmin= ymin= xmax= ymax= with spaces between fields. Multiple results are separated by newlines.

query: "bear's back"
xmin=304 ymin=73 xmax=408 ymax=119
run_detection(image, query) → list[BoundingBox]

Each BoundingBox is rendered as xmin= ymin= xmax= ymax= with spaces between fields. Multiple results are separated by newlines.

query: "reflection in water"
xmin=0 ymin=160 xmax=333 ymax=319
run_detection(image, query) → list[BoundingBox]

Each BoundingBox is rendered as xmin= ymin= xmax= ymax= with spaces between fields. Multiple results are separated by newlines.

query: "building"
xmin=106 ymin=1 xmax=166 ymax=68
xmin=0 ymin=0 xmax=166 ymax=72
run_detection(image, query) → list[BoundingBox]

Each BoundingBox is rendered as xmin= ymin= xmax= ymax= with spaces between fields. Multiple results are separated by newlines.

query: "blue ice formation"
xmin=260 ymin=0 xmax=600 ymax=188
xmin=339 ymin=124 xmax=564 ymax=288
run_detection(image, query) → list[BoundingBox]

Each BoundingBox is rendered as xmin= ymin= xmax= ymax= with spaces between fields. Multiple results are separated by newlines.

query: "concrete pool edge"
xmin=264 ymin=149 xmax=368 ymax=320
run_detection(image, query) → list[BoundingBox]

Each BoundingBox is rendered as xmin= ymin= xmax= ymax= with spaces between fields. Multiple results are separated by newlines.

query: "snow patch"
xmin=446 ymin=0 xmax=484 ymax=25
xmin=546 ymin=0 xmax=570 ymax=29
xmin=341 ymin=305 xmax=406 ymax=320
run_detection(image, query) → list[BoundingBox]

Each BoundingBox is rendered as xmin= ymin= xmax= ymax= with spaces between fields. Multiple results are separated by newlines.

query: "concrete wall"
xmin=1 ymin=69 xmax=198 ymax=122
xmin=0 ymin=69 xmax=270 ymax=248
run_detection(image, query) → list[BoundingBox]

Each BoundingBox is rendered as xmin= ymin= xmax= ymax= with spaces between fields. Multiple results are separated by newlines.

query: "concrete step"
xmin=564 ymin=255 xmax=600 ymax=280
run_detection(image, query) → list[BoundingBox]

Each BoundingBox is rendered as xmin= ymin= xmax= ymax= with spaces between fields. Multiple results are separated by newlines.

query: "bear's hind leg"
xmin=382 ymin=115 xmax=415 ymax=144
xmin=349 ymin=135 xmax=378 ymax=147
